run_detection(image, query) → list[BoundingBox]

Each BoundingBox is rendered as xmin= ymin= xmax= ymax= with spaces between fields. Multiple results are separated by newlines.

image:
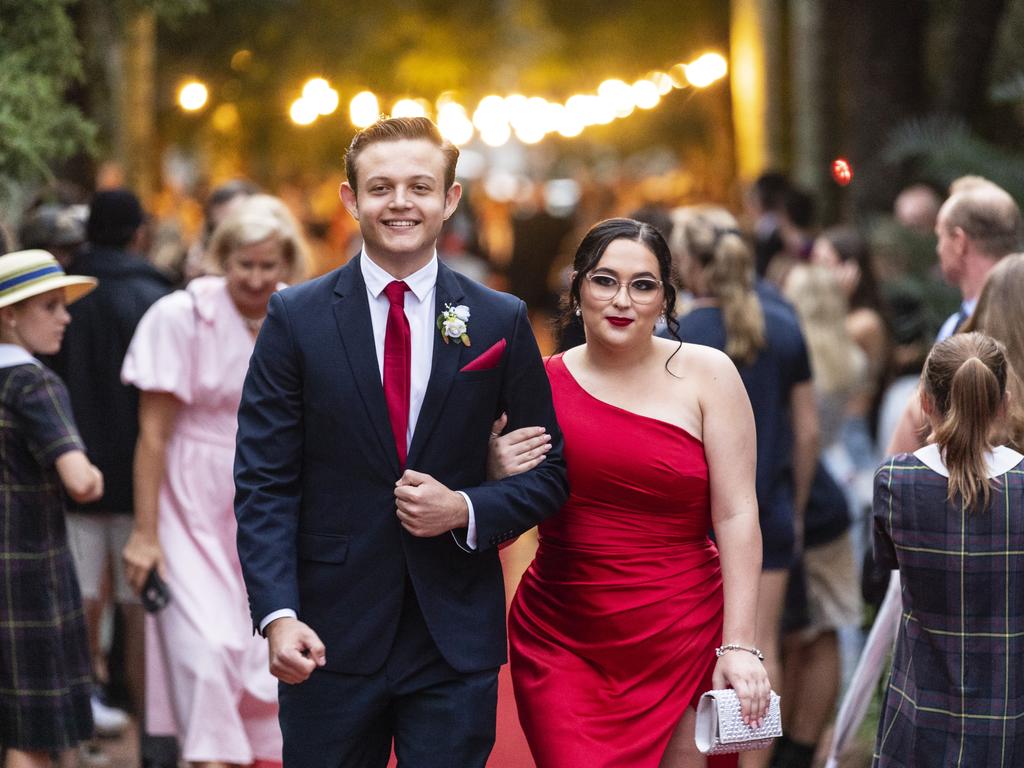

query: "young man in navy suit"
xmin=234 ymin=117 xmax=568 ymax=767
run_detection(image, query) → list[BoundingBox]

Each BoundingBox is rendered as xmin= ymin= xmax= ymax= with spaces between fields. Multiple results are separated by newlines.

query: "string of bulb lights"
xmin=177 ymin=51 xmax=728 ymax=148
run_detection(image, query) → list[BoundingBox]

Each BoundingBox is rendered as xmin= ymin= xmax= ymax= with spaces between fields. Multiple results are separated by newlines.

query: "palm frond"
xmin=882 ymin=115 xmax=1024 ymax=202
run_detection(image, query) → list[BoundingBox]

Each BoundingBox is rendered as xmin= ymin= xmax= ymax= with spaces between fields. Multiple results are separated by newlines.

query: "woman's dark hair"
xmin=923 ymin=332 xmax=1009 ymax=512
xmin=563 ymin=217 xmax=680 ymax=343
xmin=820 ymin=226 xmax=882 ymax=312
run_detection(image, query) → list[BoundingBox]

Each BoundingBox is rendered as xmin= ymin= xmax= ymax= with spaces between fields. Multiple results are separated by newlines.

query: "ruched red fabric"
xmin=509 ymin=354 xmax=734 ymax=767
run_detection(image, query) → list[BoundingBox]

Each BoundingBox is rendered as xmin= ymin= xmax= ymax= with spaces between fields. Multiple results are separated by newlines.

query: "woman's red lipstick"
xmin=607 ymin=317 xmax=634 ymax=327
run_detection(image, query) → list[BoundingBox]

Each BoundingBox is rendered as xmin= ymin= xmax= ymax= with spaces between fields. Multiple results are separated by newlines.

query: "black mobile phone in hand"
xmin=141 ymin=567 xmax=171 ymax=613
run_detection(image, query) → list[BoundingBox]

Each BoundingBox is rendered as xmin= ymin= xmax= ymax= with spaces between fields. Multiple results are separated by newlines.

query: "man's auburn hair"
xmin=344 ymin=117 xmax=460 ymax=194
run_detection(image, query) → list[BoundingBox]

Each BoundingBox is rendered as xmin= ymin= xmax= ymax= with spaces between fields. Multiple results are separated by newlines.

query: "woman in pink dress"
xmin=496 ymin=218 xmax=771 ymax=767
xmin=121 ymin=196 xmax=309 ymax=768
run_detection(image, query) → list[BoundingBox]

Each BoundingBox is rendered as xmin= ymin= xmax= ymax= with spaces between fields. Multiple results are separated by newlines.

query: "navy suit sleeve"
xmin=461 ymin=300 xmax=569 ymax=550
xmin=234 ymin=291 xmax=304 ymax=629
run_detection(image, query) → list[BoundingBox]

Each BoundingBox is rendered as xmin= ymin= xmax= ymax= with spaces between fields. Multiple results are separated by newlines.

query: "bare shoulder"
xmin=658 ymin=337 xmax=736 ymax=382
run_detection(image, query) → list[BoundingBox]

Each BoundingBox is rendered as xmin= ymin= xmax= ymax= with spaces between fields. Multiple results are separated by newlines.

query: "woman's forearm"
xmin=132 ymin=431 xmax=165 ymax=537
xmin=714 ymin=508 xmax=762 ymax=646
xmin=131 ymin=391 xmax=182 ymax=537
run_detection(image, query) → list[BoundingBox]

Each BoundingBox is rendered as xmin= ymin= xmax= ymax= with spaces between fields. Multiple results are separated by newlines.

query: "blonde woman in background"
xmin=121 ymin=195 xmax=309 ymax=768
xmin=775 ymin=265 xmax=866 ymax=768
xmin=664 ymin=207 xmax=819 ymax=768
xmin=810 ymin=228 xmax=888 ymax=526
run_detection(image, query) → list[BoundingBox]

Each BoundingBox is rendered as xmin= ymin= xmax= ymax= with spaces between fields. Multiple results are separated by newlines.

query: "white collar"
xmin=0 ymin=344 xmax=38 ymax=370
xmin=913 ymin=443 xmax=1024 ymax=478
xmin=359 ymin=250 xmax=437 ymax=304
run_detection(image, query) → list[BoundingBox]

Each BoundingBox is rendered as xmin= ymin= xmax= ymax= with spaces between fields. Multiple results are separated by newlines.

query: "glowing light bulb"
xmin=349 ymin=91 xmax=380 ymax=128
xmin=632 ymin=79 xmax=660 ymax=109
xmin=178 ymin=81 xmax=209 ymax=112
xmin=598 ymin=79 xmax=635 ymax=118
xmin=289 ymin=98 xmax=318 ymax=126
xmin=647 ymin=71 xmax=674 ymax=95
xmin=685 ymin=53 xmax=728 ymax=88
xmin=480 ymin=122 xmax=512 ymax=147
xmin=302 ymin=78 xmax=331 ymax=99
xmin=438 ymin=102 xmax=474 ymax=146
xmin=391 ymin=98 xmax=428 ymax=119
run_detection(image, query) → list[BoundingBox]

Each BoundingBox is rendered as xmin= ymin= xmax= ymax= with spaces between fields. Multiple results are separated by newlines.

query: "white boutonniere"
xmin=437 ymin=303 xmax=471 ymax=346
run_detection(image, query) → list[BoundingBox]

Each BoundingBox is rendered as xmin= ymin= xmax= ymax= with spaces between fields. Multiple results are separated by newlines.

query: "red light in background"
xmin=831 ymin=157 xmax=853 ymax=186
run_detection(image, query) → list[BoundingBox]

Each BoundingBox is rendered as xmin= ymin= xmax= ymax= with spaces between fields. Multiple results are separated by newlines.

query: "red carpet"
xmin=385 ymin=660 xmax=534 ymax=767
xmin=488 ymin=661 xmax=536 ymax=767
xmin=387 ymin=541 xmax=537 ymax=767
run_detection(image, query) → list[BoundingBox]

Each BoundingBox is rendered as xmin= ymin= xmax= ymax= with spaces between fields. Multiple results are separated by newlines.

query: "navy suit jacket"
xmin=234 ymin=257 xmax=568 ymax=675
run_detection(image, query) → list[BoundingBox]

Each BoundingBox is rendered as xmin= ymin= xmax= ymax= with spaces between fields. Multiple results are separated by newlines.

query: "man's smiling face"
xmin=341 ymin=138 xmax=461 ymax=271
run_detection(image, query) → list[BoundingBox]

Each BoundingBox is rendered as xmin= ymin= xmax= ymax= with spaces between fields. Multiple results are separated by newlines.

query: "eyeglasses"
xmin=584 ymin=273 xmax=664 ymax=304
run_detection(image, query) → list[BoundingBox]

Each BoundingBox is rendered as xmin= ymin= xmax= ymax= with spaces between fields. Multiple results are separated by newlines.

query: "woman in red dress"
xmin=495 ymin=218 xmax=770 ymax=767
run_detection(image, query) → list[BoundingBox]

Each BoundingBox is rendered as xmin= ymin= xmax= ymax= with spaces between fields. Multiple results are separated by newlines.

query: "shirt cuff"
xmin=259 ymin=608 xmax=297 ymax=635
xmin=451 ymin=490 xmax=477 ymax=552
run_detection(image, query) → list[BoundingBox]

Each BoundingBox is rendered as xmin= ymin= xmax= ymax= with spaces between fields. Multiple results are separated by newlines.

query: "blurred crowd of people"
xmin=1 ymin=152 xmax=1021 ymax=768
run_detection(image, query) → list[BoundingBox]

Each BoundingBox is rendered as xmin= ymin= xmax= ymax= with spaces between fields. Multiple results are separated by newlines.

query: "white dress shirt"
xmin=259 ymin=250 xmax=477 ymax=634
xmin=360 ymin=249 xmax=437 ymax=450
xmin=935 ymin=298 xmax=977 ymax=342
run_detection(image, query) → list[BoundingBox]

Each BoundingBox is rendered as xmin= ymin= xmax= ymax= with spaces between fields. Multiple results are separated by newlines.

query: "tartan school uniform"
xmin=872 ymin=445 xmax=1024 ymax=768
xmin=0 ymin=349 xmax=93 ymax=752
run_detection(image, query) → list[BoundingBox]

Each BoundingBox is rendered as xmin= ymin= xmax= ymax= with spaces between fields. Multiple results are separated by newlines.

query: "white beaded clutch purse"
xmin=694 ymin=688 xmax=782 ymax=755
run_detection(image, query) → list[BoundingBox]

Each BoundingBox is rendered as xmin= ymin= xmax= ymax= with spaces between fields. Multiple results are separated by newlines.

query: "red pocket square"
xmin=460 ymin=338 xmax=507 ymax=372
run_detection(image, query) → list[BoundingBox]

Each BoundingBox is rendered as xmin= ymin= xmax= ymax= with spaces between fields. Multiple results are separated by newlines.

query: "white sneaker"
xmin=90 ymin=694 xmax=130 ymax=736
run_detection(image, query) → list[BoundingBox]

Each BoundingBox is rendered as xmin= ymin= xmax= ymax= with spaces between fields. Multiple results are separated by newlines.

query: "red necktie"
xmin=383 ymin=280 xmax=411 ymax=469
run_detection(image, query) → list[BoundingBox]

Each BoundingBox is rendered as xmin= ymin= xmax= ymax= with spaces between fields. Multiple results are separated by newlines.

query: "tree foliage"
xmin=0 ymin=0 xmax=205 ymax=206
xmin=883 ymin=116 xmax=1024 ymax=203
xmin=0 ymin=0 xmax=95 ymax=190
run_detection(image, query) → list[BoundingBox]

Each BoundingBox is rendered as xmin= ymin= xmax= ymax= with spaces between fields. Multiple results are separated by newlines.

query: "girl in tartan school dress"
xmin=0 ymin=250 xmax=104 ymax=768
xmin=873 ymin=332 xmax=1024 ymax=767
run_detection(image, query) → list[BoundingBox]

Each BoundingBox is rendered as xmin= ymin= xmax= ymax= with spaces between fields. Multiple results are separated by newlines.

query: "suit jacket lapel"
xmin=407 ymin=262 xmax=465 ymax=468
xmin=332 ymin=256 xmax=401 ymax=476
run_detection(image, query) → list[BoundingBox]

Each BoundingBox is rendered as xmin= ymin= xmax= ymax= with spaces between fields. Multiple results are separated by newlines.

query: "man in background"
xmin=933 ymin=177 xmax=1021 ymax=340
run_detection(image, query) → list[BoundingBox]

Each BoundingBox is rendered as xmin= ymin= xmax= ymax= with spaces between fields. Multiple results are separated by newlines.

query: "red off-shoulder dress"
xmin=508 ymin=353 xmax=734 ymax=767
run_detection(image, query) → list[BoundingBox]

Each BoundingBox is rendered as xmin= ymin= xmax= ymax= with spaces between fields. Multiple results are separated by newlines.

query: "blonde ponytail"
xmin=682 ymin=214 xmax=765 ymax=367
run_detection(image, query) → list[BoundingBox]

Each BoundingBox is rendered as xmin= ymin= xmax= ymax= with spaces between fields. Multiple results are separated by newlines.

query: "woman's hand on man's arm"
xmin=486 ymin=412 xmax=551 ymax=480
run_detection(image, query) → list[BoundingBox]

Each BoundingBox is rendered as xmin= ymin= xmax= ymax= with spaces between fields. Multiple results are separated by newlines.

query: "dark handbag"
xmin=141 ymin=567 xmax=171 ymax=613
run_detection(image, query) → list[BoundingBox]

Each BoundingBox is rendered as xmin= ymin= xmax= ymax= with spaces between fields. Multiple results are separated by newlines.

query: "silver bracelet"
xmin=715 ymin=643 xmax=765 ymax=661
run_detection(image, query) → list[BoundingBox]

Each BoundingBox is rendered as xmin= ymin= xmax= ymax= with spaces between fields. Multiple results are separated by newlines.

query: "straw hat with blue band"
xmin=0 ymin=250 xmax=97 ymax=309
